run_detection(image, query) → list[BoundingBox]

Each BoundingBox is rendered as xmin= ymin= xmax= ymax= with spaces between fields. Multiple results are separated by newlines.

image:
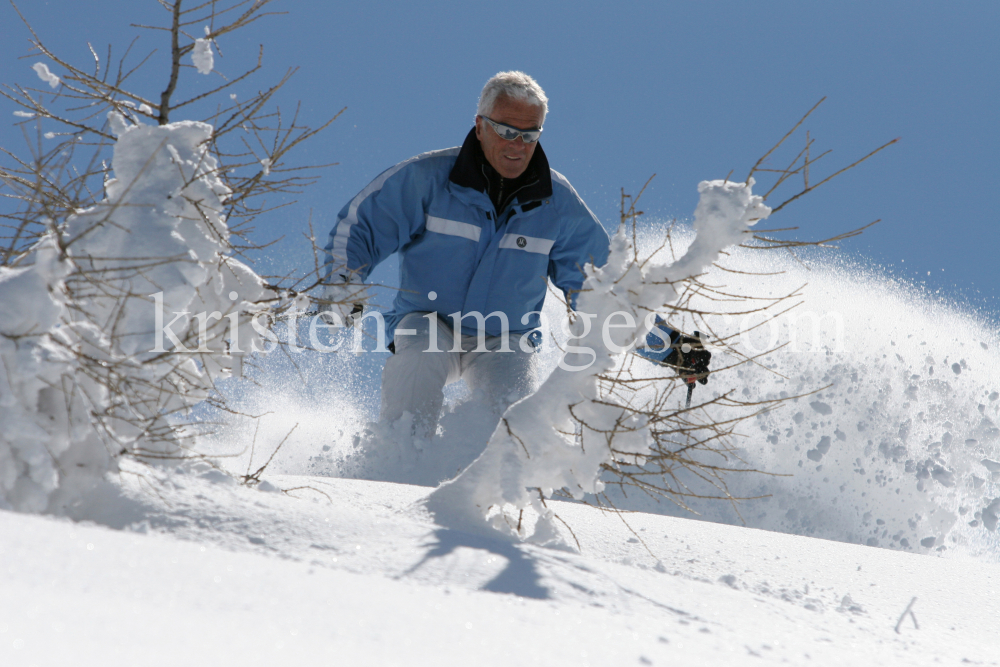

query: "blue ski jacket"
xmin=324 ymin=129 xmax=611 ymax=342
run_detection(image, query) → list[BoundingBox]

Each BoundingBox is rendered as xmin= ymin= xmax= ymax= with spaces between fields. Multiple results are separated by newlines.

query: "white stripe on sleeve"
xmin=330 ymin=147 xmax=461 ymax=265
xmin=426 ymin=215 xmax=481 ymax=242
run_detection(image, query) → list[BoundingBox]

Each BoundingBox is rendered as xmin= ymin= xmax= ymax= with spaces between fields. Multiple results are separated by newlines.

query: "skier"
xmin=322 ymin=71 xmax=611 ymax=438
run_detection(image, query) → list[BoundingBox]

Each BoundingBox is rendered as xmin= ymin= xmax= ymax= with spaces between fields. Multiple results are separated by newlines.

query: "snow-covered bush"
xmin=0 ymin=113 xmax=270 ymax=512
xmin=0 ymin=1 xmax=335 ymax=513
xmin=426 ymin=179 xmax=772 ymax=542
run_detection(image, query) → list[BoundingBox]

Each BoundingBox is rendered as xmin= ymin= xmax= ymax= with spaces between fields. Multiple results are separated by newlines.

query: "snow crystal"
xmin=981 ymin=459 xmax=1000 ymax=473
xmin=32 ymin=62 xmax=60 ymax=88
xmin=192 ymin=38 xmax=214 ymax=75
xmin=930 ymin=466 xmax=955 ymax=487
xmin=982 ymin=498 xmax=1000 ymax=531
xmin=13 ymin=110 xmax=35 ymax=118
xmin=837 ymin=594 xmax=865 ymax=614
xmin=810 ymin=401 xmax=833 ymax=415
xmin=806 ymin=436 xmax=832 ymax=462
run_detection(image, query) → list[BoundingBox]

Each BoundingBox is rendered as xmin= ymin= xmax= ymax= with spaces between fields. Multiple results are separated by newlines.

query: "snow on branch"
xmin=425 ymin=179 xmax=771 ymax=544
xmin=0 ymin=0 xmax=343 ymax=514
xmin=31 ymin=62 xmax=60 ymax=88
xmin=192 ymin=37 xmax=214 ymax=75
xmin=0 ymin=112 xmax=274 ymax=513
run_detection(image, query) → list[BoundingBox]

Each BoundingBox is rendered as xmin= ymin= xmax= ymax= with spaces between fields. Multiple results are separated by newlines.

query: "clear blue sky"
xmin=3 ymin=0 xmax=998 ymax=318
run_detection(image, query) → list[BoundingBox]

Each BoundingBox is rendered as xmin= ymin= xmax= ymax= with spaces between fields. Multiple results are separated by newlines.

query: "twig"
xmin=894 ymin=597 xmax=919 ymax=634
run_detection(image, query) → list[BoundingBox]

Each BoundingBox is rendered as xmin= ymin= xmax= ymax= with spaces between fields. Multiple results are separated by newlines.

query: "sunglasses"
xmin=480 ymin=116 xmax=543 ymax=144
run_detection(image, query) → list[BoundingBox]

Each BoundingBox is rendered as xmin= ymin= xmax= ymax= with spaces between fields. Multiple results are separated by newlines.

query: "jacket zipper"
xmin=481 ymin=164 xmax=540 ymax=224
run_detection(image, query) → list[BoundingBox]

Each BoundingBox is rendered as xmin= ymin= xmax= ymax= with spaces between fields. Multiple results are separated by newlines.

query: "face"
xmin=475 ymin=96 xmax=544 ymax=179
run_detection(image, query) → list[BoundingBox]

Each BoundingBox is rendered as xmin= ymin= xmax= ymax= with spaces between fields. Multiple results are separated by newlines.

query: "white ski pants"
xmin=379 ymin=312 xmax=537 ymax=436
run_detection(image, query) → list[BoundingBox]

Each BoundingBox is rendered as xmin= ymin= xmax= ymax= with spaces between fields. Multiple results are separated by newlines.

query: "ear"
xmin=474 ymin=115 xmax=484 ymax=142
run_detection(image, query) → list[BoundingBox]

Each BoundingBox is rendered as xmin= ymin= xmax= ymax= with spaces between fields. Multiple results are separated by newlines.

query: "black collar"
xmin=449 ymin=128 xmax=553 ymax=212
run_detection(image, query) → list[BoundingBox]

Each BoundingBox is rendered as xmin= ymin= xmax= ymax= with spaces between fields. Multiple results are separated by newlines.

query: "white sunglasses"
xmin=480 ymin=116 xmax=543 ymax=143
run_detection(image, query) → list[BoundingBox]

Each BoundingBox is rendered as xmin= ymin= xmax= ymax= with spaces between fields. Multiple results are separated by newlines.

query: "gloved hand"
xmin=667 ymin=331 xmax=711 ymax=386
xmin=639 ymin=319 xmax=712 ymax=385
xmin=318 ymin=277 xmax=366 ymax=327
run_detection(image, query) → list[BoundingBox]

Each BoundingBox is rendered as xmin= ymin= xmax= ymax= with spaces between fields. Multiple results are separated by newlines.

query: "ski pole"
xmin=683 ymin=331 xmax=707 ymax=408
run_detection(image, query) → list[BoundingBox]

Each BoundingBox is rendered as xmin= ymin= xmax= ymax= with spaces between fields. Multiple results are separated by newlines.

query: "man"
xmin=322 ymin=71 xmax=611 ymax=438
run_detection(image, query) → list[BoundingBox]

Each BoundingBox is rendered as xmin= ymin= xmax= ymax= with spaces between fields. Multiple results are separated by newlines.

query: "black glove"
xmin=666 ymin=331 xmax=711 ymax=385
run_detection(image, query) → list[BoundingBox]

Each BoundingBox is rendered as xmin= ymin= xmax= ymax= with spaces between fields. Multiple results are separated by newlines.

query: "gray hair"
xmin=476 ymin=71 xmax=548 ymax=125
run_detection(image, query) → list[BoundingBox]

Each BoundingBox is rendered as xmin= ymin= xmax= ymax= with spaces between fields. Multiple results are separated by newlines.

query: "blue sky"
xmin=2 ymin=0 xmax=998 ymax=318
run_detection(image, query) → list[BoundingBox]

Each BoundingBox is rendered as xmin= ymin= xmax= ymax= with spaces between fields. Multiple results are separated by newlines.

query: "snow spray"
xmin=600 ymin=222 xmax=1000 ymax=561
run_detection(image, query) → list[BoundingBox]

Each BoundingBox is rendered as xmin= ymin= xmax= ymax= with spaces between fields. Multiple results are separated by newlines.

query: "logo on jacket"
xmin=516 ymin=236 xmax=527 ymax=248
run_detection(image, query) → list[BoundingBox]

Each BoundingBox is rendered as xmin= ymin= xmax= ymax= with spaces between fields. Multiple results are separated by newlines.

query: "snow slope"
xmin=2 ymin=466 xmax=997 ymax=666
